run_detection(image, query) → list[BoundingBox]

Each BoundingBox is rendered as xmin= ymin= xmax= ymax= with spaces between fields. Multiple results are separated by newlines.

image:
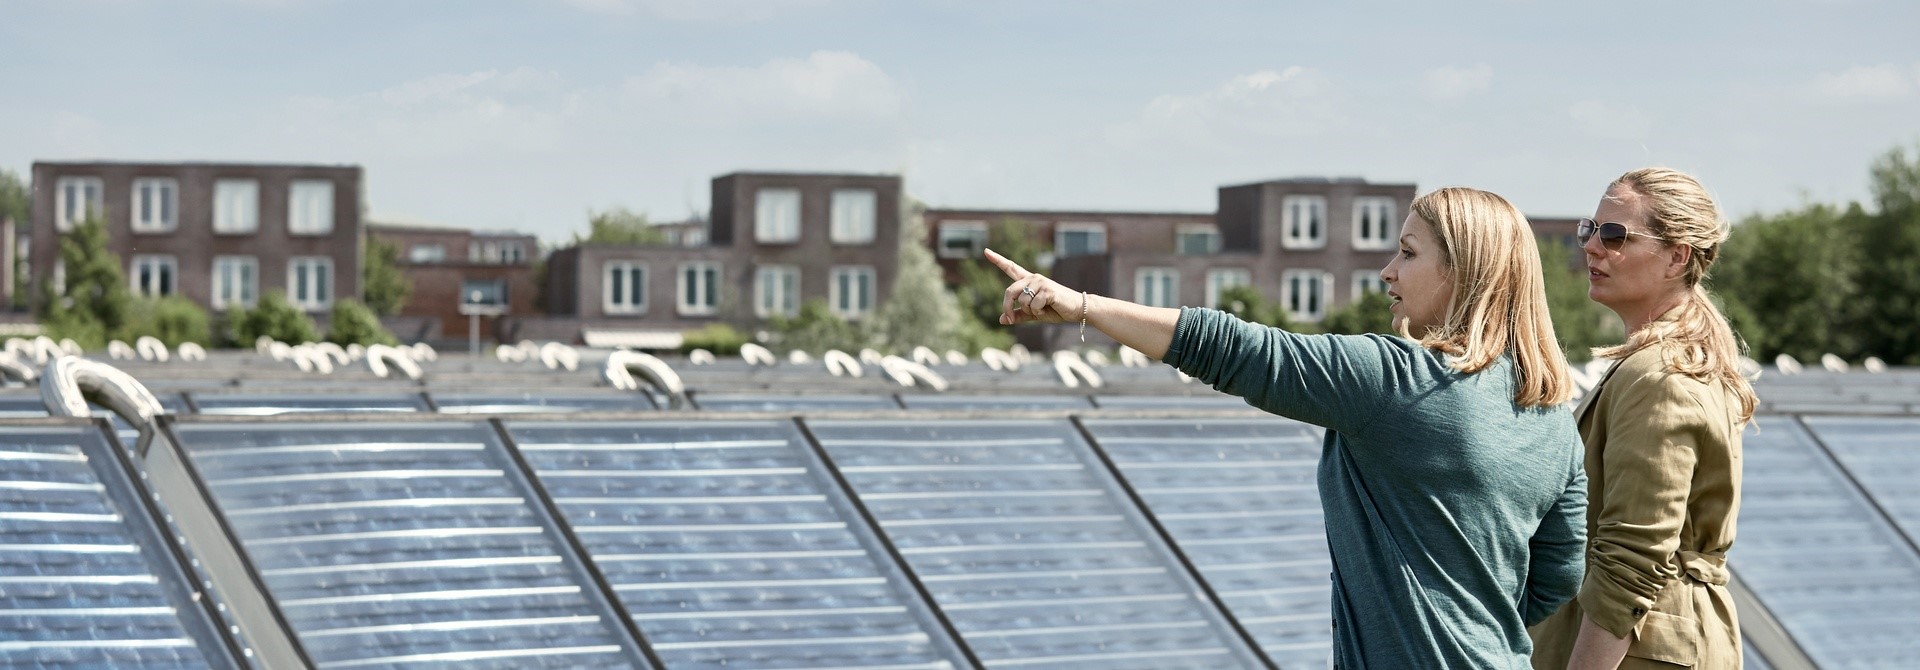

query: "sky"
xmin=3 ymin=0 xmax=1917 ymax=244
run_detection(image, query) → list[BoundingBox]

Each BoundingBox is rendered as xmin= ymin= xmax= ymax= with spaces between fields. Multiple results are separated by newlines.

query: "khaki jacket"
xmin=1530 ymin=331 xmax=1745 ymax=669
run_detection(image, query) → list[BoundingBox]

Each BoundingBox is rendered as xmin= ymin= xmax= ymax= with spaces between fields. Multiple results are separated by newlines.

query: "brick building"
xmin=366 ymin=222 xmax=539 ymax=342
xmin=28 ymin=161 xmax=362 ymax=315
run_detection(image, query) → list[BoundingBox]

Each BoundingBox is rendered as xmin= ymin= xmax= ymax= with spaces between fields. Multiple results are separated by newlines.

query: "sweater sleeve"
xmin=1577 ymin=364 xmax=1704 ymax=637
xmin=1161 ymin=307 xmax=1408 ymax=434
xmin=1523 ymin=461 xmax=1588 ymax=625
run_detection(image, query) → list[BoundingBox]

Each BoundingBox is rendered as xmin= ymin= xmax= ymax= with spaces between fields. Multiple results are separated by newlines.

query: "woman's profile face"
xmin=1381 ymin=213 xmax=1451 ymax=335
xmin=1584 ymin=185 xmax=1677 ymax=311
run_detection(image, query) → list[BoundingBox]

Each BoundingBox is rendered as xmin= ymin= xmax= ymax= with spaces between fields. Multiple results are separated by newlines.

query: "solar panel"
xmin=1732 ymin=416 xmax=1920 ymax=667
xmin=0 ymin=424 xmax=234 ymax=668
xmin=694 ymin=394 xmax=901 ymax=413
xmin=188 ymin=393 xmax=430 ymax=415
xmin=1804 ymin=417 xmax=1920 ymax=542
xmin=433 ymin=393 xmax=656 ymax=414
xmin=169 ymin=421 xmax=648 ymax=668
xmin=808 ymin=419 xmax=1265 ymax=669
xmin=1744 ymin=640 xmax=1774 ymax=670
xmin=899 ymin=395 xmax=1094 ymax=411
xmin=506 ymin=420 xmax=967 ymax=669
xmin=0 ymin=394 xmax=48 ymax=418
xmin=1094 ymin=395 xmax=1249 ymax=410
xmin=1082 ymin=417 xmax=1331 ymax=666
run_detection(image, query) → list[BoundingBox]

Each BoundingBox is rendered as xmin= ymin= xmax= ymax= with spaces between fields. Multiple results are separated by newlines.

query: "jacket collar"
xmin=1570 ymin=303 xmax=1686 ymax=420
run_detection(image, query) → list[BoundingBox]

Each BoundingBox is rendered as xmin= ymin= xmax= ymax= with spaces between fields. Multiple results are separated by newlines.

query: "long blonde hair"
xmin=1408 ymin=187 xmax=1573 ymax=408
xmin=1593 ymin=168 xmax=1758 ymax=423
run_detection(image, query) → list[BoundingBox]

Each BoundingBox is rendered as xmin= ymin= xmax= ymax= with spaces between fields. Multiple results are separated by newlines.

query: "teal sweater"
xmin=1164 ymin=308 xmax=1587 ymax=669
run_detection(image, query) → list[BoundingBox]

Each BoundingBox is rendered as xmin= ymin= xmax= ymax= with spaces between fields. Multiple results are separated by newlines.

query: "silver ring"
xmin=1021 ymin=286 xmax=1036 ymax=297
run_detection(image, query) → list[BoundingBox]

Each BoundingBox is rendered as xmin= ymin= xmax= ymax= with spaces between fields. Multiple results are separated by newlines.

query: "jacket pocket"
xmin=1627 ymin=610 xmax=1700 ymax=667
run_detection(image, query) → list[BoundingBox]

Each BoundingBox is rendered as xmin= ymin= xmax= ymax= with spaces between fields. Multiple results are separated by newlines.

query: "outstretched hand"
xmin=985 ymin=248 xmax=1082 ymax=326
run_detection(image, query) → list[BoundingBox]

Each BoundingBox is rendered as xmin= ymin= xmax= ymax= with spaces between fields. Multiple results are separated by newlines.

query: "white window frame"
xmin=287 ymin=256 xmax=334 ymax=311
xmin=214 ymin=179 xmax=259 ymax=234
xmin=1283 ymin=269 xmax=1333 ymax=322
xmin=754 ymin=265 xmax=801 ymax=319
xmin=1054 ymin=222 xmax=1108 ymax=257
xmin=1175 ymin=224 xmax=1221 ymax=256
xmin=603 ymin=261 xmax=648 ymax=315
xmin=754 ymin=188 xmax=801 ymax=244
xmin=1282 ymin=195 xmax=1328 ymax=250
xmin=129 ymin=255 xmax=178 ymax=298
xmin=1134 ymin=267 xmax=1178 ymax=308
xmin=1205 ymin=268 xmax=1252 ymax=309
xmin=211 ymin=256 xmax=259 ymax=310
xmin=502 ymin=242 xmax=526 ymax=264
xmin=130 ymin=178 xmax=178 ymax=233
xmin=829 ymin=189 xmax=877 ymax=245
xmin=1352 ymin=271 xmax=1389 ymax=299
xmin=1352 ymin=196 xmax=1397 ymax=250
xmin=829 ymin=265 xmax=876 ymax=319
xmin=937 ymin=220 xmax=989 ymax=259
xmin=55 ymin=177 xmax=103 ymax=232
xmin=677 ymin=261 xmax=721 ymax=316
xmin=288 ymin=180 xmax=334 ymax=235
xmin=408 ymin=244 xmax=446 ymax=263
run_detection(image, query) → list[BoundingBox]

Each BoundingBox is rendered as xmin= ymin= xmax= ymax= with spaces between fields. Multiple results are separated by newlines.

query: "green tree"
xmin=121 ymin=296 xmax=211 ymax=347
xmin=37 ymin=214 xmax=132 ymax=349
xmin=870 ymin=199 xmax=1008 ymax=353
xmin=1217 ymin=284 xmax=1296 ymax=331
xmin=1708 ymin=203 xmax=1862 ymax=361
xmin=1850 ymin=144 xmax=1920 ymax=363
xmin=953 ymin=218 xmax=1046 ymax=346
xmin=574 ymin=207 xmax=667 ymax=246
xmin=229 ymin=291 xmax=320 ymax=345
xmin=679 ymin=323 xmax=749 ymax=356
xmin=325 ymin=299 xmax=397 ymax=346
xmin=769 ymin=300 xmax=866 ymax=353
xmin=1538 ymin=240 xmax=1619 ymax=361
xmin=361 ymin=236 xmax=411 ymax=316
xmin=0 ymin=170 xmax=27 ymax=307
xmin=1321 ymin=290 xmax=1395 ymax=336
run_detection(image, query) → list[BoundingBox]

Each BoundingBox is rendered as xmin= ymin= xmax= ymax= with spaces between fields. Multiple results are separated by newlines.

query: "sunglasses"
xmin=1576 ymin=218 xmax=1661 ymax=250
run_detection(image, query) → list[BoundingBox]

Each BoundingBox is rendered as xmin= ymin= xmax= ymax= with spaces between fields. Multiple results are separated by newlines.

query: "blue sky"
xmin=4 ymin=0 xmax=1917 ymax=243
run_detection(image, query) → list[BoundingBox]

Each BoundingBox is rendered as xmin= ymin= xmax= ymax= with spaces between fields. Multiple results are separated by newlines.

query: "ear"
xmin=1665 ymin=244 xmax=1693 ymax=280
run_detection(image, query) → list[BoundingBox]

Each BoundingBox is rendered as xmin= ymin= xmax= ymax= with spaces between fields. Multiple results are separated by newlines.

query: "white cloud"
xmin=620 ymin=51 xmax=905 ymax=123
xmin=1106 ymin=67 xmax=1343 ymax=149
xmin=1568 ymin=99 xmax=1651 ymax=140
xmin=1812 ymin=64 xmax=1917 ymax=102
xmin=1422 ymin=64 xmax=1493 ymax=100
xmin=557 ymin=0 xmax=829 ymax=21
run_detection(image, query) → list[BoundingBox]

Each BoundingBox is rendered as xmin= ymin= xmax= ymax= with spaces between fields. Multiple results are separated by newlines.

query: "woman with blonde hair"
xmin=989 ymin=186 xmax=1588 ymax=668
xmin=1530 ymin=168 xmax=1756 ymax=669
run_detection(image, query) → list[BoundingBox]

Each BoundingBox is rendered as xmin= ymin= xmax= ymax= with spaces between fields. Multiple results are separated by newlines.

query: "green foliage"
xmin=228 ymin=292 xmax=320 ymax=345
xmin=1851 ymin=145 xmax=1920 ymax=363
xmin=769 ymin=300 xmax=866 ymax=354
xmin=1217 ymin=284 xmax=1296 ymax=331
xmin=1 ymin=170 xmax=26 ymax=307
xmin=679 ymin=323 xmax=749 ymax=356
xmin=362 ymin=236 xmax=411 ymax=316
xmin=1708 ymin=203 xmax=1862 ymax=361
xmin=36 ymin=214 xmax=132 ymax=348
xmin=325 ymin=299 xmax=397 ymax=346
xmin=574 ymin=207 xmax=667 ymax=246
xmin=1538 ymin=241 xmax=1619 ymax=361
xmin=954 ymin=219 xmax=1046 ymax=344
xmin=1320 ymin=289 xmax=1395 ymax=336
xmin=869 ymin=200 xmax=1006 ymax=354
xmin=121 ymin=297 xmax=211 ymax=348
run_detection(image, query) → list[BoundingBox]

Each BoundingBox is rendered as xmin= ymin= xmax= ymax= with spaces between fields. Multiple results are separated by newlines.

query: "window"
xmin=129 ymin=255 xmax=177 ymax=297
xmin=1135 ymin=267 xmax=1178 ymax=308
xmin=603 ymin=262 xmax=647 ymax=314
xmin=1206 ymin=268 xmax=1252 ymax=309
xmin=1055 ymin=222 xmax=1107 ymax=257
xmin=678 ymin=262 xmax=720 ymax=316
xmin=1353 ymin=271 xmax=1389 ymax=298
xmin=462 ymin=279 xmax=508 ymax=310
xmin=830 ymin=189 xmax=877 ymax=244
xmin=212 ymin=256 xmax=258 ymax=310
xmin=937 ymin=221 xmax=988 ymax=259
xmin=55 ymin=177 xmax=103 ymax=232
xmin=288 ymin=256 xmax=333 ymax=310
xmin=755 ymin=265 xmax=800 ymax=318
xmin=131 ymin=178 xmax=177 ymax=233
xmin=214 ymin=179 xmax=259 ymax=233
xmin=829 ymin=265 xmax=875 ymax=319
xmin=1283 ymin=195 xmax=1327 ymax=249
xmin=1176 ymin=225 xmax=1221 ymax=255
xmin=289 ymin=180 xmax=335 ymax=235
xmin=755 ymin=188 xmax=801 ymax=243
xmin=408 ymin=244 xmax=446 ymax=263
xmin=1353 ymin=196 xmax=1397 ymax=250
xmin=1284 ymin=270 xmax=1333 ymax=322
xmin=502 ymin=242 xmax=526 ymax=264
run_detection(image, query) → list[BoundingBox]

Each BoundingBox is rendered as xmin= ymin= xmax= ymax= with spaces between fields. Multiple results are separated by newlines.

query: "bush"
xmin=229 ymin=292 xmax=319 ymax=345
xmin=769 ymin=300 xmax=866 ymax=353
xmin=679 ymin=323 xmax=748 ymax=356
xmin=326 ymin=299 xmax=398 ymax=346
xmin=120 ymin=296 xmax=211 ymax=347
xmin=1321 ymin=290 xmax=1395 ymax=336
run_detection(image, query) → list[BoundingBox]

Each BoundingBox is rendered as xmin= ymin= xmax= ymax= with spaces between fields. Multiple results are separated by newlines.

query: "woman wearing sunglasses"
xmin=989 ymin=187 xmax=1588 ymax=669
xmin=1530 ymin=168 xmax=1756 ymax=669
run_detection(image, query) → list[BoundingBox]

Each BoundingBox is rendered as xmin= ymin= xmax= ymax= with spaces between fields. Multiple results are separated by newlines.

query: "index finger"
xmin=983 ymin=248 xmax=1031 ymax=280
